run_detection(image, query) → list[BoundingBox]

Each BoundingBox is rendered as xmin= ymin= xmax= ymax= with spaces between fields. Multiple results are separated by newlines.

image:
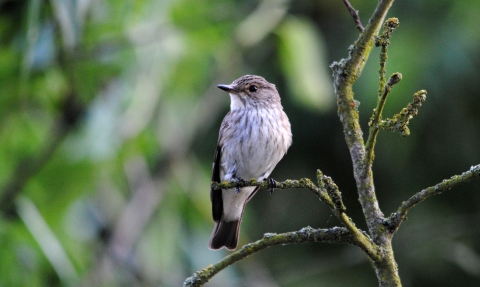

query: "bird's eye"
xmin=249 ymin=85 xmax=258 ymax=92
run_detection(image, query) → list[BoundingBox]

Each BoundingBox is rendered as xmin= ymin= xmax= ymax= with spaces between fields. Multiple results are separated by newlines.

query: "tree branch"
xmin=191 ymin=176 xmax=380 ymax=285
xmin=378 ymin=89 xmax=427 ymax=136
xmin=342 ymin=0 xmax=364 ymax=32
xmin=330 ymin=2 xmax=400 ymax=285
xmin=375 ymin=17 xmax=400 ymax=93
xmin=364 ymin=19 xmax=401 ymax=165
xmin=365 ymin=72 xmax=403 ymax=165
xmin=387 ymin=164 xmax=480 ymax=233
xmin=330 ymin=0 xmax=395 ymax=244
xmin=212 ymin=177 xmax=334 ymax=210
xmin=183 ymin=227 xmax=358 ymax=287
xmin=213 ymin=176 xmax=380 ymax=261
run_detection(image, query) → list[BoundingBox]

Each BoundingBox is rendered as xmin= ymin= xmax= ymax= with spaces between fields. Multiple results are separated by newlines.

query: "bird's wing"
xmin=211 ymin=144 xmax=223 ymax=222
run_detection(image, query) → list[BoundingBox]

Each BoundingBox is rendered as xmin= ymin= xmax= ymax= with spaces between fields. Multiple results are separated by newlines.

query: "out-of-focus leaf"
xmin=235 ymin=0 xmax=288 ymax=47
xmin=277 ymin=16 xmax=334 ymax=112
xmin=448 ymin=242 xmax=480 ymax=276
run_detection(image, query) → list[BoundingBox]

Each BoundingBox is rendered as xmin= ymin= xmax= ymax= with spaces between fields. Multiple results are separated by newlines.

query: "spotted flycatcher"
xmin=209 ymin=75 xmax=292 ymax=250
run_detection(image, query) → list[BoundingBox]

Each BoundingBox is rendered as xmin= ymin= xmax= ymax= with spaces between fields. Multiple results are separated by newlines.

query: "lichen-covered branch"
xmin=195 ymin=175 xmax=380 ymax=285
xmin=365 ymin=72 xmax=403 ymax=165
xmin=213 ymin=176 xmax=380 ymax=261
xmin=317 ymin=170 xmax=346 ymax=213
xmin=376 ymin=18 xmax=400 ymax=94
xmin=330 ymin=0 xmax=395 ymax=245
xmin=386 ymin=164 xmax=480 ymax=233
xmin=378 ymin=90 xmax=427 ymax=136
xmin=183 ymin=227 xmax=359 ymax=287
xmin=330 ymin=2 xmax=400 ymax=285
xmin=212 ymin=178 xmax=334 ymax=209
xmin=364 ymin=18 xmax=401 ymax=169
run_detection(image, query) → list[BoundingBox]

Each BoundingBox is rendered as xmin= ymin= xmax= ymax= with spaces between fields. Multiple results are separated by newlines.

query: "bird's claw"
xmin=265 ymin=178 xmax=277 ymax=195
xmin=232 ymin=177 xmax=245 ymax=193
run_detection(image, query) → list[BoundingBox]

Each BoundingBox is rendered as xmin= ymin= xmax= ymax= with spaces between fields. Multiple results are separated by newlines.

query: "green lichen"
xmin=379 ymin=90 xmax=427 ymax=136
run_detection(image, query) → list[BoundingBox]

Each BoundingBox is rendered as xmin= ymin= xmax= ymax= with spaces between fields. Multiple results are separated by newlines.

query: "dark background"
xmin=0 ymin=0 xmax=479 ymax=286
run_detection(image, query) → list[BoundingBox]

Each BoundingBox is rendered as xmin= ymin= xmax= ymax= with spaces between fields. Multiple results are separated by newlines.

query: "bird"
xmin=209 ymin=75 xmax=292 ymax=250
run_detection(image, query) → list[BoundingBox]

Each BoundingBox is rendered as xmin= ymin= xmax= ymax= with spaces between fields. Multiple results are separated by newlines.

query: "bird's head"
xmin=217 ymin=75 xmax=281 ymax=110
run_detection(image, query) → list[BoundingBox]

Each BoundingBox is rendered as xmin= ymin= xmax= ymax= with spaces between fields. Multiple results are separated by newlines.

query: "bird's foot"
xmin=264 ymin=178 xmax=277 ymax=195
xmin=232 ymin=177 xmax=245 ymax=193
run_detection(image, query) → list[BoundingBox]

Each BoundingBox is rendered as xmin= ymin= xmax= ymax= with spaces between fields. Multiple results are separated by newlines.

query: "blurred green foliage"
xmin=0 ymin=0 xmax=479 ymax=286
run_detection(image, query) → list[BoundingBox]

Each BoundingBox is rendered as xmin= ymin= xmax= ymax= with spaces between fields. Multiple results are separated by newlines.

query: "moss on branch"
xmin=212 ymin=175 xmax=380 ymax=261
xmin=366 ymin=72 xmax=404 ymax=165
xmin=183 ymin=227 xmax=359 ymax=287
xmin=386 ymin=164 xmax=480 ymax=232
xmin=378 ymin=90 xmax=427 ymax=136
xmin=375 ymin=18 xmax=400 ymax=97
xmin=212 ymin=177 xmax=333 ymax=208
xmin=330 ymin=2 xmax=396 ymax=247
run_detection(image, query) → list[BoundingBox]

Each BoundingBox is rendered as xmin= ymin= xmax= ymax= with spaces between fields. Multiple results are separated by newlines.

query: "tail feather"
xmin=209 ymin=187 xmax=258 ymax=250
xmin=209 ymin=219 xmax=241 ymax=250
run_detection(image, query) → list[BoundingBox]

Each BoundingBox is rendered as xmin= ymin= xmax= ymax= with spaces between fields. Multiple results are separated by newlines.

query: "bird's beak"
xmin=217 ymin=84 xmax=238 ymax=93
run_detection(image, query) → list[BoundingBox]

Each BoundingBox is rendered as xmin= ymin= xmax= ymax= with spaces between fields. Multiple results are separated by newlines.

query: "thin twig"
xmin=365 ymin=72 xmax=402 ymax=165
xmin=378 ymin=89 xmax=427 ymax=136
xmin=375 ymin=18 xmax=400 ymax=97
xmin=342 ymin=0 xmax=364 ymax=32
xmin=317 ymin=170 xmax=345 ymax=213
xmin=212 ymin=177 xmax=334 ymax=209
xmin=386 ymin=164 xmax=480 ymax=233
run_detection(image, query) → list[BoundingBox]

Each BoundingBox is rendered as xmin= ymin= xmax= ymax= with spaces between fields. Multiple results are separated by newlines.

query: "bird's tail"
xmin=208 ymin=218 xmax=241 ymax=250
